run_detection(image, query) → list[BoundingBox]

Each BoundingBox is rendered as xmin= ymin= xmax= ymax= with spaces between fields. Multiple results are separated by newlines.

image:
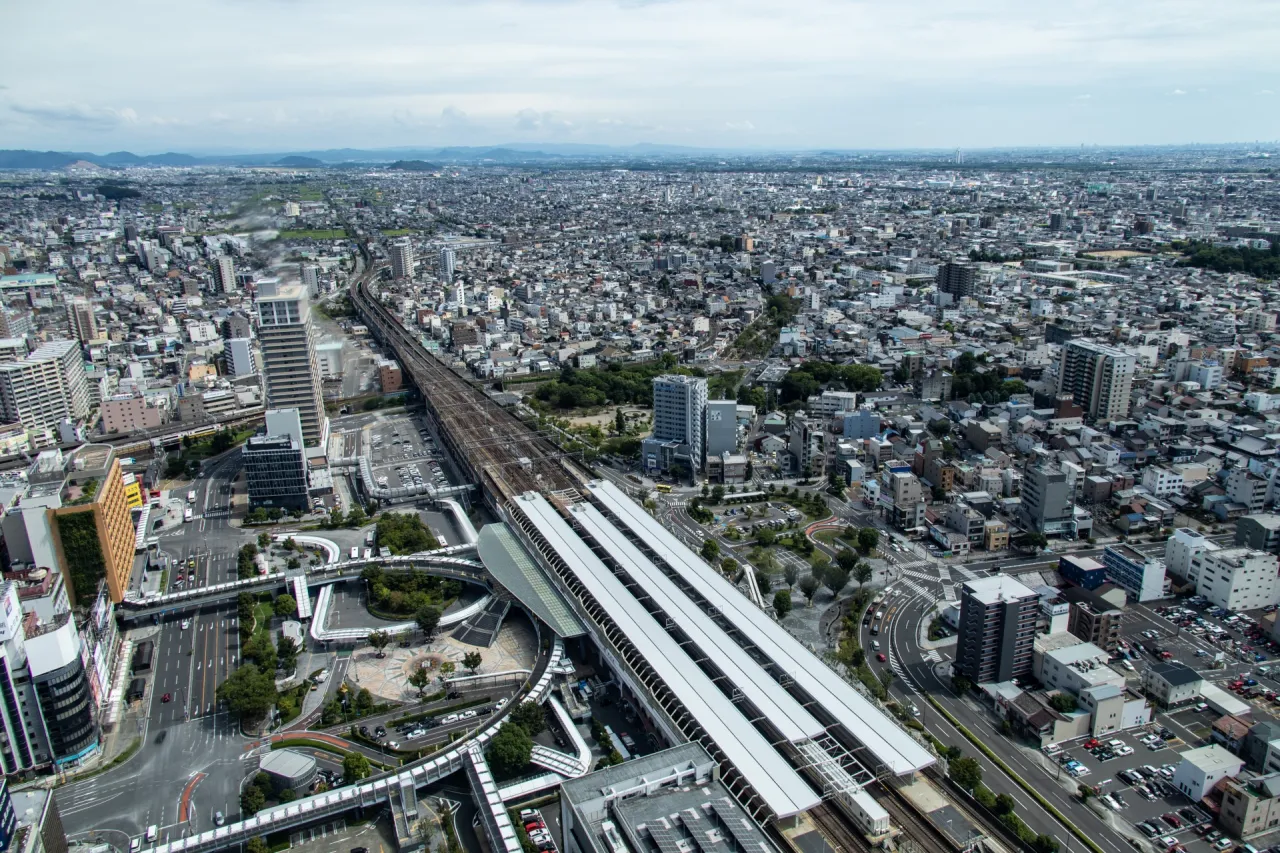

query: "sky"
xmin=4 ymin=0 xmax=1279 ymax=154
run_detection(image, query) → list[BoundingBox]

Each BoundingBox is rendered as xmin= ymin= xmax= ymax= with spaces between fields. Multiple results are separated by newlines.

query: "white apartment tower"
xmin=439 ymin=247 xmax=456 ymax=282
xmin=1057 ymin=340 xmax=1136 ymax=420
xmin=641 ymin=374 xmax=708 ymax=476
xmin=390 ymin=241 xmax=415 ymax=280
xmin=226 ymin=338 xmax=257 ymax=378
xmin=214 ymin=256 xmax=237 ymax=294
xmin=255 ymin=283 xmax=327 ymax=450
xmin=67 ymin=299 xmax=97 ymax=344
xmin=0 ymin=340 xmax=89 ymax=434
xmin=301 ymin=263 xmax=319 ymax=294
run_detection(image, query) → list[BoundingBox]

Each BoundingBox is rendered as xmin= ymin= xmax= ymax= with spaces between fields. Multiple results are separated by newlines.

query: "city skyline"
xmin=5 ymin=0 xmax=1279 ymax=152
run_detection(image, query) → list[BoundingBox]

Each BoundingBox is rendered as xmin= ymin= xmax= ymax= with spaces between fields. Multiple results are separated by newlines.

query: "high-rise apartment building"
xmin=226 ymin=338 xmax=257 ymax=378
xmin=67 ymin=299 xmax=97 ymax=344
xmin=704 ymin=400 xmax=738 ymax=458
xmin=0 ymin=340 xmax=89 ymax=435
xmin=1057 ymin=340 xmax=1136 ymax=420
xmin=935 ymin=262 xmax=979 ymax=299
xmin=954 ymin=575 xmax=1039 ymax=684
xmin=256 ymin=283 xmax=327 ymax=450
xmin=300 ymin=263 xmax=319 ymax=294
xmin=641 ymin=375 xmax=707 ymax=477
xmin=1020 ymin=462 xmax=1074 ymax=535
xmin=439 ymin=247 xmax=456 ymax=282
xmin=214 ymin=255 xmax=237 ymax=294
xmin=390 ymin=241 xmax=415 ymax=280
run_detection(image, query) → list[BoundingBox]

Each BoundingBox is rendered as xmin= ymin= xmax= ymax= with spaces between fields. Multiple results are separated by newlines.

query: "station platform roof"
xmin=476 ymin=523 xmax=584 ymax=639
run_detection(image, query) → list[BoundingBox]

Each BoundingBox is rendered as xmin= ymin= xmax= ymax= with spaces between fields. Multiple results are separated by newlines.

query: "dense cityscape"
xmin=0 ymin=144 xmax=1275 ymax=853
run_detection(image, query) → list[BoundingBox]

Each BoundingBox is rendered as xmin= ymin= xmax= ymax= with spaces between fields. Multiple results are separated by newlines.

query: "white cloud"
xmin=2 ymin=0 xmax=1279 ymax=150
xmin=1171 ymin=88 xmax=1188 ymax=95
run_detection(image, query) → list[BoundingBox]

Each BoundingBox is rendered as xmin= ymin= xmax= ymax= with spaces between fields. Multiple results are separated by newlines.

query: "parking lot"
xmin=367 ymin=415 xmax=455 ymax=493
xmin=1038 ymin=717 xmax=1229 ymax=853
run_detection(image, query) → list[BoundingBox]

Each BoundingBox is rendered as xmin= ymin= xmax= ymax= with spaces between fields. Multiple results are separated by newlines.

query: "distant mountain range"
xmin=0 ymin=143 xmax=743 ymax=170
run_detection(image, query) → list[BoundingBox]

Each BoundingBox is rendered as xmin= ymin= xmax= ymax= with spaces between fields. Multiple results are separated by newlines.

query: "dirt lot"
xmin=567 ymin=405 xmax=650 ymax=429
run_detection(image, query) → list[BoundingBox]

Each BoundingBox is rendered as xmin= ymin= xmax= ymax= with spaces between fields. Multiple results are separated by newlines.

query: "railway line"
xmin=349 ymin=268 xmax=583 ymax=505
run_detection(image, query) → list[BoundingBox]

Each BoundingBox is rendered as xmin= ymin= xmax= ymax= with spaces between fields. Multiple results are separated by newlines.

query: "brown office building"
xmin=48 ymin=450 xmax=135 ymax=605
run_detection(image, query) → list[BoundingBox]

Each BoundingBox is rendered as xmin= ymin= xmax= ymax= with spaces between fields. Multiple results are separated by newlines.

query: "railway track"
xmin=349 ymin=272 xmax=583 ymax=504
xmin=874 ymin=782 xmax=961 ymax=853
xmin=807 ymin=802 xmax=876 ymax=853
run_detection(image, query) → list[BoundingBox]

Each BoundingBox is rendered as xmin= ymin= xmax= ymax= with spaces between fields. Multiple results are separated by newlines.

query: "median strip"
xmin=925 ymin=695 xmax=1105 ymax=853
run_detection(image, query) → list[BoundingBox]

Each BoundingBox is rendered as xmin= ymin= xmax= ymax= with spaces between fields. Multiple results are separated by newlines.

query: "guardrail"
xmin=154 ymin=637 xmax=566 ymax=853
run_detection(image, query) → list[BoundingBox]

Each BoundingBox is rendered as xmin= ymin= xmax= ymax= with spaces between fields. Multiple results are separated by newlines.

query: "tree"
xmin=756 ymin=527 xmax=775 ymax=547
xmin=928 ymin=418 xmax=952 ymax=437
xmin=720 ymin=557 xmax=738 ymax=576
xmin=276 ymin=636 xmax=298 ymax=673
xmin=487 ymin=722 xmax=533 ymax=777
xmin=854 ymin=561 xmax=873 ymax=587
xmin=246 ymin=838 xmax=270 ymax=853
xmin=1048 ymin=693 xmax=1077 ymax=713
xmin=784 ymin=564 xmax=799 ymax=588
xmin=510 ymin=701 xmax=546 ymax=736
xmin=949 ymin=756 xmax=983 ymax=791
xmin=710 ymin=485 xmax=726 ymax=504
xmin=952 ymin=675 xmax=974 ymax=695
xmin=416 ymin=604 xmax=442 ymax=638
xmin=408 ymin=665 xmax=432 ymax=698
xmin=856 ymin=527 xmax=879 ymax=554
xmin=343 ymin=752 xmax=371 ymax=784
xmin=822 ymin=566 xmax=849 ymax=597
xmin=354 ymin=687 xmax=374 ymax=715
xmin=799 ymin=575 xmax=820 ymax=605
xmin=274 ymin=593 xmax=296 ymax=617
xmin=878 ymin=669 xmax=894 ymax=692
xmin=347 ymin=506 xmax=366 ymax=528
xmin=835 ymin=549 xmax=858 ymax=573
xmin=217 ymin=664 xmax=278 ymax=723
xmin=367 ymin=629 xmax=391 ymax=658
xmin=699 ymin=539 xmax=720 ymax=561
xmin=438 ymin=661 xmax=455 ymax=684
xmin=754 ymin=570 xmax=771 ymax=594
xmin=321 ymin=698 xmax=342 ymax=726
xmin=1023 ymin=532 xmax=1048 ymax=554
xmin=241 ymin=785 xmax=266 ymax=816
xmin=238 ymin=592 xmax=255 ymax=625
xmin=376 ymin=512 xmax=440 ymax=554
xmin=258 ymin=531 xmax=271 ymax=549
xmin=614 ymin=408 xmax=626 ymax=434
xmin=773 ymin=589 xmax=792 ymax=619
xmin=995 ymin=793 xmax=1016 ymax=815
xmin=463 ymin=651 xmax=483 ymax=674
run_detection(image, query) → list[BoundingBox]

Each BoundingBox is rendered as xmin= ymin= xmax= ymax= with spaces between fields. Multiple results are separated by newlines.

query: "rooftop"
xmin=962 ymin=573 xmax=1038 ymax=605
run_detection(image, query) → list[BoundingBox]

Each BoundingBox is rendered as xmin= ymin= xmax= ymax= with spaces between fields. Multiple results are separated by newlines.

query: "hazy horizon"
xmin=7 ymin=0 xmax=1279 ymax=152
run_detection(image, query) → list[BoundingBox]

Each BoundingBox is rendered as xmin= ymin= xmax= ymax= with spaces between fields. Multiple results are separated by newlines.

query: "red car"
xmin=876 ymin=653 xmax=887 ymax=662
xmin=161 ymin=693 xmax=172 ymax=703
xmin=1083 ymin=738 xmax=1101 ymax=749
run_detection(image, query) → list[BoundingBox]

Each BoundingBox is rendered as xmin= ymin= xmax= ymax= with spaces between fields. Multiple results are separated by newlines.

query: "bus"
xmin=183 ymin=507 xmax=193 ymax=523
xmin=654 ymin=484 xmax=672 ymax=494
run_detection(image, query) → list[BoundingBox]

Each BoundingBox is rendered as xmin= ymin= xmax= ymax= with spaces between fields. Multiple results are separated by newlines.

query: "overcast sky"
xmin=5 ymin=0 xmax=1278 ymax=153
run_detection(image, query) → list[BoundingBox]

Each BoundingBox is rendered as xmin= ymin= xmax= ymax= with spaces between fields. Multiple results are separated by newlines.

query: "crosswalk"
xmin=922 ymin=649 xmax=942 ymax=663
xmin=893 ymin=574 xmax=934 ymax=598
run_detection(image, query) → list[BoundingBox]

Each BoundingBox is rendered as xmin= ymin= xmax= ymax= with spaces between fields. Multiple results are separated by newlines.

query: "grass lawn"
xmin=252 ymin=601 xmax=275 ymax=635
xmin=381 ymin=228 xmax=416 ymax=236
xmin=814 ymin=529 xmax=855 ymax=547
xmin=278 ymin=228 xmax=348 ymax=240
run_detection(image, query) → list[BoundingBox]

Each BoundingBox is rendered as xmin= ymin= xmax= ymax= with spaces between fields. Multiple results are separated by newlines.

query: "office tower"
xmin=244 ymin=433 xmax=309 ymax=511
xmin=439 ymin=247 xmax=456 ymax=282
xmin=390 ymin=241 xmax=415 ymax=280
xmin=1049 ymin=212 xmax=1066 ymax=231
xmin=221 ymin=312 xmax=252 ymax=340
xmin=0 ymin=583 xmax=99 ymax=773
xmin=0 ymin=340 xmax=89 ymax=434
xmin=1056 ymin=340 xmax=1136 ymax=420
xmin=704 ymin=400 xmax=738 ymax=458
xmin=301 ymin=263 xmax=319 ymax=294
xmin=1020 ymin=462 xmax=1074 ymax=535
xmin=641 ymin=375 xmax=707 ymax=476
xmin=954 ymin=575 xmax=1039 ymax=684
xmin=48 ymin=450 xmax=134 ymax=605
xmin=226 ymin=338 xmax=257 ymax=378
xmin=1101 ymin=544 xmax=1168 ymax=603
xmin=255 ymin=283 xmax=326 ymax=449
xmin=214 ymin=255 xmax=237 ymax=294
xmin=935 ymin=262 xmax=979 ymax=299
xmin=67 ymin=298 xmax=97 ymax=344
